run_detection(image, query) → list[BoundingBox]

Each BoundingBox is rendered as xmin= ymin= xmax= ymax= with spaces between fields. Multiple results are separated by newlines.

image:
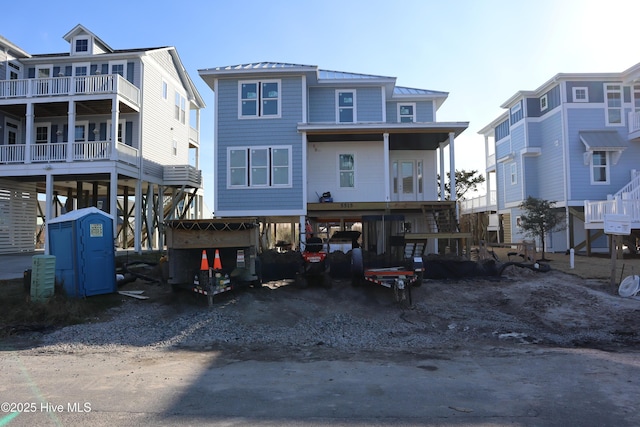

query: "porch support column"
xmin=146 ymin=184 xmax=155 ymax=249
xmin=383 ymin=132 xmax=390 ymax=201
xmin=110 ymin=97 xmax=120 ymax=160
xmin=299 ymin=215 xmax=307 ymax=248
xmin=25 ymin=103 xmax=33 ymax=164
xmin=449 ymin=132 xmax=456 ymax=203
xmin=110 ymin=170 xmax=118 ymax=240
xmin=66 ymin=100 xmax=75 ymax=162
xmin=439 ymin=142 xmax=446 ymax=201
xmin=484 ymin=135 xmax=492 ymax=207
xmin=158 ymin=185 xmax=165 ymax=249
xmin=44 ymin=173 xmax=53 ymax=254
xmin=134 ymin=180 xmax=142 ymax=253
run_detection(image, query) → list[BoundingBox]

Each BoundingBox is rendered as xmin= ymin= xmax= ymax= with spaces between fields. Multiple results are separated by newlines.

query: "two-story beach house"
xmin=473 ymin=61 xmax=640 ymax=254
xmin=199 ymin=62 xmax=468 ymax=254
xmin=0 ymin=25 xmax=205 ymax=254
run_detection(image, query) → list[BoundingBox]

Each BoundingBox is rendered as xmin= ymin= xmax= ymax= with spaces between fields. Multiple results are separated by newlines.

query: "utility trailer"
xmin=350 ymin=215 xmax=424 ymax=307
xmin=165 ymin=218 xmax=261 ymax=305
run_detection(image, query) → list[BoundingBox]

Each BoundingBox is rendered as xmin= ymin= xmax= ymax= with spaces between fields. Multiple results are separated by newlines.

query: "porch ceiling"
xmin=0 ymin=99 xmax=137 ymax=119
xmin=300 ymin=122 xmax=468 ymax=150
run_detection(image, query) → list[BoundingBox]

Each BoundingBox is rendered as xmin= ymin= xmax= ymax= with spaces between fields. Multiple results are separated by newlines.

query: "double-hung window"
xmin=228 ymin=146 xmax=291 ymax=187
xmin=591 ymin=151 xmax=608 ymax=183
xmin=398 ymin=103 xmax=416 ymax=123
xmin=510 ymin=162 xmax=517 ymax=185
xmin=74 ymin=38 xmax=89 ymax=54
xmin=175 ymin=92 xmax=186 ymax=123
xmin=337 ymin=90 xmax=356 ymax=123
xmin=239 ymin=80 xmax=280 ymax=118
xmin=605 ymin=84 xmax=623 ymax=125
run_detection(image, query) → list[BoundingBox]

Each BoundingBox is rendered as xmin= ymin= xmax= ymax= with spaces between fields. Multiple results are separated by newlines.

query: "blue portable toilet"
xmin=48 ymin=207 xmax=116 ymax=297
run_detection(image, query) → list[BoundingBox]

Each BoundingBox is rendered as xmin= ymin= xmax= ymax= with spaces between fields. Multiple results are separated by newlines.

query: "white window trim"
xmin=398 ymin=103 xmax=417 ymax=123
xmin=4 ymin=118 xmax=21 ymax=145
xmin=73 ymin=63 xmax=90 ymax=77
xmin=72 ymin=36 xmax=91 ymax=55
xmin=174 ymin=91 xmax=186 ymax=123
xmin=572 ymin=87 xmax=589 ymax=103
xmin=336 ymin=90 xmax=357 ymax=123
xmin=106 ymin=119 xmax=126 ymax=143
xmin=162 ymin=79 xmax=168 ymax=101
xmin=338 ymin=153 xmax=356 ymax=188
xmin=7 ymin=61 xmax=22 ymax=80
xmin=238 ymin=80 xmax=282 ymax=119
xmin=590 ymin=151 xmax=610 ymax=185
xmin=172 ymin=140 xmax=178 ymax=157
xmin=510 ymin=162 xmax=517 ymax=185
xmin=35 ymin=122 xmax=52 ymax=144
xmin=74 ymin=121 xmax=89 ymax=142
xmin=510 ymin=102 xmax=521 ymax=114
xmin=605 ymin=83 xmax=624 ymax=126
xmin=227 ymin=145 xmax=292 ymax=189
xmin=540 ymin=94 xmax=548 ymax=112
xmin=109 ymin=60 xmax=127 ymax=77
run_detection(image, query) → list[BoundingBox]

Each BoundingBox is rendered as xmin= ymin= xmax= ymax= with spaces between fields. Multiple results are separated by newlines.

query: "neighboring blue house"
xmin=199 ymin=63 xmax=469 ymax=253
xmin=476 ymin=62 xmax=640 ymax=254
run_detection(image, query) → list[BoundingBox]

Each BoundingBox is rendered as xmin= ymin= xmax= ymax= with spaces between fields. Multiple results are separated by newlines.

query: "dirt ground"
xmin=106 ymin=247 xmax=640 ymax=356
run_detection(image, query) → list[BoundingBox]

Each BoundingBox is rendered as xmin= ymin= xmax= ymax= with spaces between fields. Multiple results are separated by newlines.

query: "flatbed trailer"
xmin=165 ymin=218 xmax=261 ymax=305
xmin=350 ymin=215 xmax=424 ymax=307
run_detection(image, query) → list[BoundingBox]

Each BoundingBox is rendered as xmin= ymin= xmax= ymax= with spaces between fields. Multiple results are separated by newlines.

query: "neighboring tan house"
xmin=199 ymin=62 xmax=469 ymax=254
xmin=470 ymin=62 xmax=640 ymax=254
xmin=0 ymin=25 xmax=206 ymax=254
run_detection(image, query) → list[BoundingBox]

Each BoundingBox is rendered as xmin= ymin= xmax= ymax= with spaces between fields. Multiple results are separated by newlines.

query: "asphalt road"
xmin=1 ymin=344 xmax=639 ymax=426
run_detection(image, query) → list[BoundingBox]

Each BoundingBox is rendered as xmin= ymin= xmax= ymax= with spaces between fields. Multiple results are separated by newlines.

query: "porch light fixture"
xmin=58 ymin=73 xmax=64 ymax=77
xmin=56 ymin=130 xmax=63 ymax=136
xmin=93 ymin=128 xmax=100 ymax=135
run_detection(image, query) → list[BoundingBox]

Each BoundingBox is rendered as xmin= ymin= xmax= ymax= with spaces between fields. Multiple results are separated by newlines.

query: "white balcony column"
xmin=383 ymin=132 xmax=390 ymax=201
xmin=66 ymin=100 xmax=75 ymax=162
xmin=25 ymin=103 xmax=33 ymax=164
xmin=449 ymin=132 xmax=456 ymax=203
xmin=439 ymin=142 xmax=446 ymax=201
xmin=110 ymin=97 xmax=120 ymax=160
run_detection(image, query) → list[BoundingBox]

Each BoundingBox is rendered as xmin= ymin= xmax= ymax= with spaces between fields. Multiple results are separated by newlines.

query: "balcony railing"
xmin=0 ymin=141 xmax=139 ymax=165
xmin=629 ymin=111 xmax=640 ymax=136
xmin=0 ymin=75 xmax=140 ymax=106
xmin=584 ymin=198 xmax=640 ymax=229
xmin=460 ymin=190 xmax=497 ymax=213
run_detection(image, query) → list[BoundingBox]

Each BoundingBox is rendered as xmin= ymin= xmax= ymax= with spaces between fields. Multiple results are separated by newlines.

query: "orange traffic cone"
xmin=213 ymin=249 xmax=222 ymax=270
xmin=200 ymin=250 xmax=209 ymax=271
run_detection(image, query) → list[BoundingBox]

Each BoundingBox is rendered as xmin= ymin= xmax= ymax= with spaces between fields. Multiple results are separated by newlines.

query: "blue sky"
xmin=3 ymin=0 xmax=640 ymax=208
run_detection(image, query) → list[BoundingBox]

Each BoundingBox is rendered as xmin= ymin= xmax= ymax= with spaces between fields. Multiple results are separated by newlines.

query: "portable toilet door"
xmin=77 ymin=210 xmax=115 ymax=296
xmin=48 ymin=207 xmax=116 ymax=297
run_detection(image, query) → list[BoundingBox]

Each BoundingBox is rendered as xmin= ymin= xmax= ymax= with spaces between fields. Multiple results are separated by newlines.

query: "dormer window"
xmin=73 ymin=37 xmax=91 ymax=55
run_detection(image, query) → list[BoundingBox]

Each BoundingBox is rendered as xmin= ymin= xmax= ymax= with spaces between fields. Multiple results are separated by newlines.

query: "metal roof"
xmin=201 ymin=62 xmax=318 ymax=73
xmin=579 ymin=131 xmax=628 ymax=150
xmin=394 ymin=86 xmax=448 ymax=96
xmin=317 ymin=69 xmax=393 ymax=81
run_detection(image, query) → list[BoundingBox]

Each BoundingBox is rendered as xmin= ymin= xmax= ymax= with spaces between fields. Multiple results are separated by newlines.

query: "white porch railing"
xmin=584 ymin=198 xmax=640 ymax=228
xmin=0 ymin=75 xmax=140 ymax=106
xmin=0 ymin=141 xmax=139 ymax=165
xmin=460 ymin=190 xmax=497 ymax=213
xmin=629 ymin=111 xmax=640 ymax=135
